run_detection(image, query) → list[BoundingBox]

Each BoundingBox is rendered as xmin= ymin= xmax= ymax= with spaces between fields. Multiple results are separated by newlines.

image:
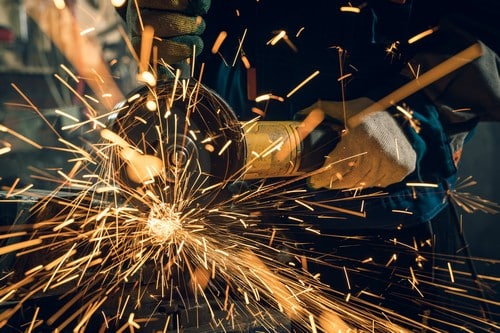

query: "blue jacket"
xmin=203 ymin=0 xmax=500 ymax=229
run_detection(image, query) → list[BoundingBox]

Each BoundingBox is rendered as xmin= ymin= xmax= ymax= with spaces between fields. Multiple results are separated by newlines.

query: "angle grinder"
xmin=107 ymin=80 xmax=340 ymax=205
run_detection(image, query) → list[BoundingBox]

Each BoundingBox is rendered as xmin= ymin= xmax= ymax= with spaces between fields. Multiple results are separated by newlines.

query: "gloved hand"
xmin=126 ymin=0 xmax=211 ymax=65
xmin=299 ymin=99 xmax=417 ymax=190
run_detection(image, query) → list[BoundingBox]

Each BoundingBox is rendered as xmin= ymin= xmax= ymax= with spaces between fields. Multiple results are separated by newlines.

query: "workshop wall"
xmin=458 ymin=122 xmax=500 ymax=294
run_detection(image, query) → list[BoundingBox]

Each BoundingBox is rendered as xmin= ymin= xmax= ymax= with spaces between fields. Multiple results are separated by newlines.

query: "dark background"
xmin=457 ymin=122 xmax=500 ymax=295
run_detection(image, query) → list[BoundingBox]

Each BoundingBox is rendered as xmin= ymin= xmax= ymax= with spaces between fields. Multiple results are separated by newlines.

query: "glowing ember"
xmin=146 ymin=203 xmax=183 ymax=244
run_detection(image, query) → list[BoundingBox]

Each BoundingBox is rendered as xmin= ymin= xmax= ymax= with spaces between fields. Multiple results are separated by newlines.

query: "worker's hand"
xmin=126 ymin=0 xmax=210 ymax=65
xmin=299 ymin=99 xmax=417 ymax=190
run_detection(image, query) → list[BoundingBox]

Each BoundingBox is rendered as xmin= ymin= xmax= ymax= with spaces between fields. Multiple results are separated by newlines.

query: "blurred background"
xmin=0 ymin=0 xmax=136 ymax=190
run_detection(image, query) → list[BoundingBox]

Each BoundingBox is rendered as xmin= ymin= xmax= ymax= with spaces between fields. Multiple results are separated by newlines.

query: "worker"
xmin=124 ymin=0 xmax=500 ymax=331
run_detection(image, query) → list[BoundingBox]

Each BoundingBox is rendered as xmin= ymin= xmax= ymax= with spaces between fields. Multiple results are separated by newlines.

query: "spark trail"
xmin=1 ymin=76 xmax=498 ymax=332
xmin=0 ymin=79 xmax=407 ymax=332
xmin=0 ymin=1 xmax=499 ymax=332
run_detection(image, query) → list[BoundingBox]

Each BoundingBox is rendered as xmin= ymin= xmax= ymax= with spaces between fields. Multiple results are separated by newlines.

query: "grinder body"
xmin=243 ymin=120 xmax=340 ymax=180
xmin=109 ymin=81 xmax=340 ymax=197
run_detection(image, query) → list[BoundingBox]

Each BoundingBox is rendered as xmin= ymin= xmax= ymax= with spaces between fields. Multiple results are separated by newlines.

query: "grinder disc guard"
xmin=108 ymin=80 xmax=246 ymax=209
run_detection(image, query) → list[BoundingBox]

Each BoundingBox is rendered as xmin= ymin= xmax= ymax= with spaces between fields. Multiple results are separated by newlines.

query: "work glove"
xmin=126 ymin=0 xmax=210 ymax=65
xmin=298 ymin=99 xmax=417 ymax=190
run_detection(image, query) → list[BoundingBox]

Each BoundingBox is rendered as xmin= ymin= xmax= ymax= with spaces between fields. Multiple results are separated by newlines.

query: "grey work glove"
xmin=126 ymin=0 xmax=210 ymax=65
xmin=299 ymin=99 xmax=417 ymax=190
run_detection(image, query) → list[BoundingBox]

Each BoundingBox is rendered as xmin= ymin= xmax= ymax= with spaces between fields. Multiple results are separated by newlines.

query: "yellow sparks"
xmin=343 ymin=266 xmax=351 ymax=290
xmin=448 ymin=262 xmax=455 ymax=283
xmin=60 ymin=64 xmax=79 ymax=82
xmin=406 ymin=182 xmax=439 ymax=188
xmin=111 ymin=0 xmax=126 ymax=7
xmin=139 ymin=25 xmax=154 ymax=74
xmin=52 ymin=218 xmax=75 ymax=232
xmin=9 ymin=184 xmax=34 ymax=197
xmin=0 ymin=124 xmax=43 ymax=149
xmin=218 ymin=139 xmax=232 ymax=156
xmin=0 ymin=146 xmax=11 ymax=155
xmin=53 ymin=0 xmax=65 ymax=10
xmin=241 ymin=54 xmax=252 ymax=69
xmin=211 ymin=31 xmax=227 ymax=54
xmin=395 ymin=104 xmax=413 ymax=119
xmin=134 ymin=116 xmax=147 ymax=124
xmin=0 ymin=16 xmax=495 ymax=331
xmin=79 ymin=27 xmax=95 ymax=36
xmin=407 ymin=278 xmax=424 ymax=298
xmin=268 ymin=30 xmax=286 ymax=46
xmin=406 ymin=62 xmax=421 ymax=79
xmin=95 ymin=186 xmax=120 ymax=193
xmin=0 ymin=238 xmax=43 ymax=256
xmin=385 ymin=254 xmax=397 ymax=267
xmin=391 ymin=209 xmax=414 ymax=215
xmin=255 ymin=93 xmax=284 ymax=103
xmin=288 ymin=216 xmax=304 ymax=223
xmin=127 ymin=313 xmax=141 ymax=330
xmin=337 ymin=73 xmax=353 ymax=81
xmin=0 ymin=231 xmax=27 ymax=240
xmin=232 ymin=28 xmax=247 ymax=67
xmin=452 ymin=107 xmax=473 ymax=113
xmin=286 ymin=70 xmax=320 ymax=98
xmin=294 ymin=199 xmax=315 ymax=211
xmin=408 ymin=27 xmax=438 ymax=44
xmin=296 ymin=27 xmax=305 ymax=37
xmin=127 ymin=93 xmax=141 ymax=103
xmin=55 ymin=108 xmax=79 ymax=122
xmin=146 ymin=97 xmax=157 ymax=111
xmin=0 ymin=289 xmax=17 ymax=303
xmin=4 ymin=177 xmax=20 ymax=198
xmin=340 ymin=6 xmax=361 ymax=13
xmin=348 ymin=43 xmax=483 ymax=128
xmin=410 ymin=266 xmax=418 ymax=286
xmin=138 ymin=71 xmax=156 ymax=87
xmin=204 ymin=144 xmax=215 ymax=152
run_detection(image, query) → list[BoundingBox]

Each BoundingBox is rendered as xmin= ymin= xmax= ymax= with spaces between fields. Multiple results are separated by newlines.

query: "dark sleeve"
xmin=403 ymin=1 xmax=500 ymax=123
